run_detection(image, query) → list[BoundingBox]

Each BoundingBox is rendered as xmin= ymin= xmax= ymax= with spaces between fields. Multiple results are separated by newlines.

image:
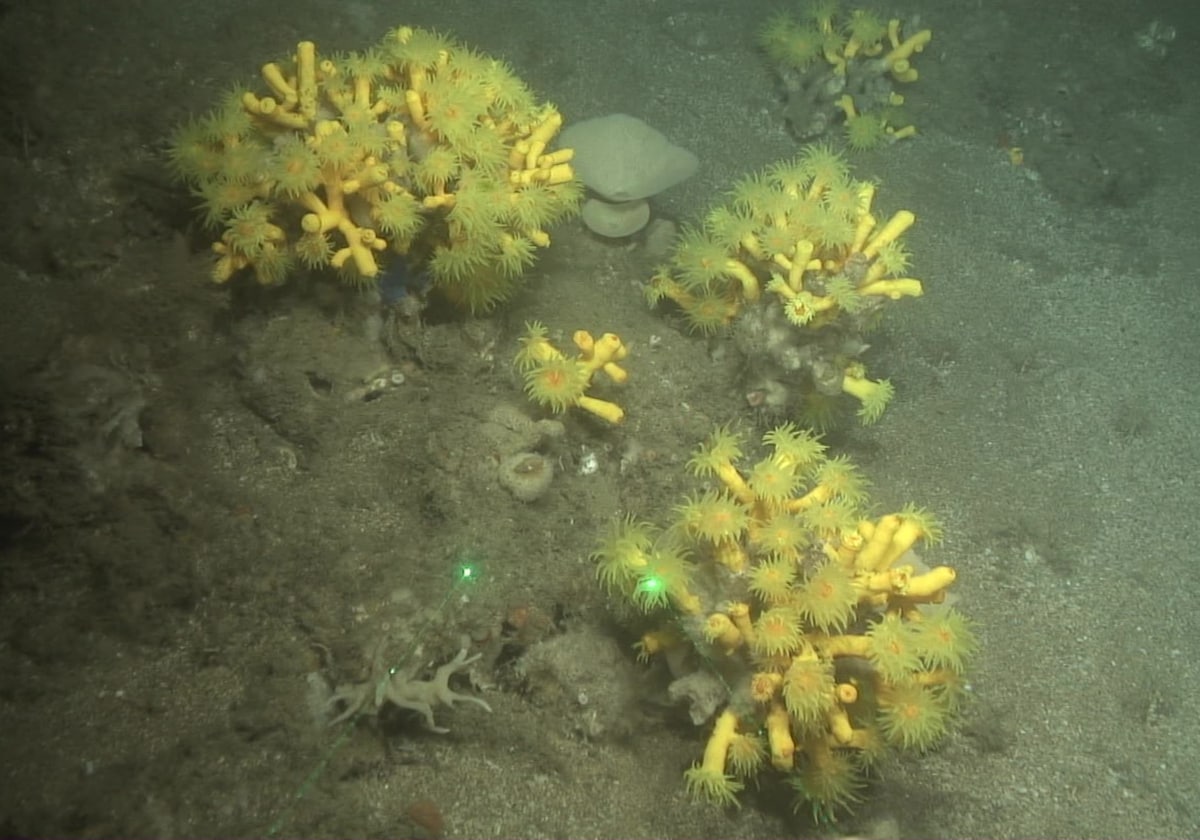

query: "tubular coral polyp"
xmin=684 ymin=710 xmax=744 ymax=807
xmin=765 ymin=700 xmax=795 ymax=770
xmin=862 ymin=210 xmax=916 ymax=259
xmin=704 ymin=613 xmax=743 ymax=651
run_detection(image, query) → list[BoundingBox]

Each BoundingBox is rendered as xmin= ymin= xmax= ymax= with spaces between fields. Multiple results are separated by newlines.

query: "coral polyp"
xmin=794 ymin=560 xmax=857 ymax=632
xmin=678 ymin=490 xmax=750 ymax=543
xmin=747 ymin=555 xmax=798 ymax=602
xmin=753 ymin=607 xmax=806 ymax=657
xmin=866 ymin=612 xmax=924 ymax=682
xmin=781 ymin=653 xmax=836 ymax=725
xmin=522 ymin=357 xmax=587 ymax=413
xmin=592 ymin=516 xmax=654 ymax=593
xmin=878 ymin=681 xmax=951 ymax=751
xmin=913 ymin=605 xmax=978 ymax=673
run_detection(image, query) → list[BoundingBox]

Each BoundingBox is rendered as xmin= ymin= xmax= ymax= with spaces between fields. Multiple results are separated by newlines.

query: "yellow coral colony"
xmin=647 ymin=147 xmax=921 ymax=424
xmin=168 ymin=27 xmax=582 ymax=311
xmin=514 ymin=321 xmax=630 ymax=424
xmin=593 ymin=424 xmax=975 ymax=820
xmin=757 ymin=7 xmax=931 ymax=149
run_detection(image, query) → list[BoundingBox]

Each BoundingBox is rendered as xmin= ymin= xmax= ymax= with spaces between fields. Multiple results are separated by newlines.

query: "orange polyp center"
xmin=762 ymin=616 xmax=789 ymax=637
xmin=751 ymin=674 xmax=777 ymax=701
xmin=541 ymin=368 xmax=568 ymax=390
xmin=791 ymin=668 xmax=820 ymax=692
xmin=711 ymin=509 xmax=734 ymax=529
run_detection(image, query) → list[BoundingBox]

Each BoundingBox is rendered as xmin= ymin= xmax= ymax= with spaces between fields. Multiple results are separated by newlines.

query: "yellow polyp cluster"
xmin=593 ymin=424 xmax=976 ymax=821
xmin=647 ymin=148 xmax=920 ymax=425
xmin=758 ymin=6 xmax=931 ymax=149
xmin=513 ymin=321 xmax=630 ymax=425
xmin=169 ymin=27 xmax=582 ymax=310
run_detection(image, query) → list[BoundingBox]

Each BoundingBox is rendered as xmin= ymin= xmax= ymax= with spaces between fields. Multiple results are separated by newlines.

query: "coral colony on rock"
xmin=169 ymin=27 xmax=582 ymax=311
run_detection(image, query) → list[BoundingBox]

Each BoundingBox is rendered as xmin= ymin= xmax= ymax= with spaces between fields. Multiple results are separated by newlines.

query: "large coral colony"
xmin=168 ymin=4 xmax=971 ymax=827
xmin=168 ymin=26 xmax=581 ymax=311
xmin=594 ymin=424 xmax=975 ymax=819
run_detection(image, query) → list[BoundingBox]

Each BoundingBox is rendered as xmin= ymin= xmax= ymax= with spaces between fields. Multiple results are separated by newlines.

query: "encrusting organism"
xmin=327 ymin=646 xmax=492 ymax=733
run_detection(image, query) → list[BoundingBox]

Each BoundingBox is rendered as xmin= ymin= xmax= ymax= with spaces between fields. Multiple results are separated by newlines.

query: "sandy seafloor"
xmin=1 ymin=0 xmax=1198 ymax=837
